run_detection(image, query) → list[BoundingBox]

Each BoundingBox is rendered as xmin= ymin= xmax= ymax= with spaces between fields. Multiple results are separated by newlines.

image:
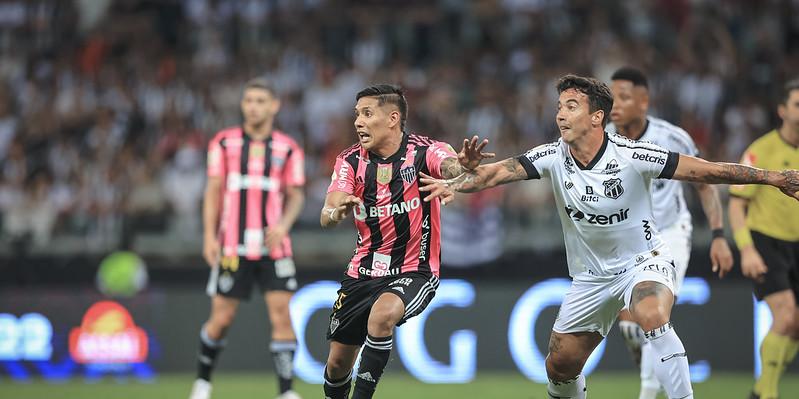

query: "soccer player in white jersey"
xmin=419 ymin=74 xmax=799 ymax=399
xmin=606 ymin=67 xmax=734 ymax=399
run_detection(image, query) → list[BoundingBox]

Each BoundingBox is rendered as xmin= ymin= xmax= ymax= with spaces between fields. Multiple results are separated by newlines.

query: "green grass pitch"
xmin=2 ymin=372 xmax=799 ymax=398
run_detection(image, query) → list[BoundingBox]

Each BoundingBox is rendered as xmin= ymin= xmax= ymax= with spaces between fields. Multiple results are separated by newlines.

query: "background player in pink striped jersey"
xmin=190 ymin=79 xmax=305 ymax=399
xmin=319 ymin=84 xmax=493 ymax=399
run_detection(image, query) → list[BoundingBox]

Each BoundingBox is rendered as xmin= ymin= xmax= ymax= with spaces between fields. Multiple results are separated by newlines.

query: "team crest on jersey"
xmin=329 ymin=317 xmax=340 ymax=334
xmin=249 ymin=145 xmax=266 ymax=159
xmin=603 ymin=178 xmax=624 ymax=199
xmin=377 ymin=165 xmax=392 ymax=185
xmin=400 ymin=166 xmax=417 ymax=183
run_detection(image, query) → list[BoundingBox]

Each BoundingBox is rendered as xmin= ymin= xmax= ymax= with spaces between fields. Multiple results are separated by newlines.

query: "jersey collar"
xmin=633 ymin=118 xmax=651 ymax=142
xmin=572 ymin=131 xmax=609 ymax=170
xmin=368 ymin=134 xmax=408 ymax=164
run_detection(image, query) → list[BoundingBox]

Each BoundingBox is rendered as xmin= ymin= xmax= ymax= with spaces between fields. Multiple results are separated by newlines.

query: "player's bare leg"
xmin=350 ymin=292 xmax=405 ymax=399
xmin=630 ymin=281 xmax=693 ymax=399
xmin=750 ymin=290 xmax=799 ymax=399
xmin=191 ymin=296 xmax=240 ymax=399
xmin=265 ymin=291 xmax=300 ymax=398
xmin=545 ymin=331 xmax=602 ymax=398
xmin=324 ymin=341 xmax=360 ymax=399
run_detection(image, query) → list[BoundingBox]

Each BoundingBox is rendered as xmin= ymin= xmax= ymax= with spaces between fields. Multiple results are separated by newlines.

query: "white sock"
xmin=547 ymin=374 xmax=586 ymax=398
xmin=645 ymin=322 xmax=693 ymax=399
xmin=639 ymin=342 xmax=660 ymax=399
xmin=619 ymin=320 xmax=646 ymax=350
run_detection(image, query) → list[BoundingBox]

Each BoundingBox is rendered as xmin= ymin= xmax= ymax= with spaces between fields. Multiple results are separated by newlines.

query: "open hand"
xmin=419 ymin=172 xmax=456 ymax=205
xmin=458 ymin=135 xmax=495 ymax=171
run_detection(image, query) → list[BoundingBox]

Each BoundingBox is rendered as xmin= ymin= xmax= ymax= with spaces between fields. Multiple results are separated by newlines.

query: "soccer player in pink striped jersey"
xmin=319 ymin=84 xmax=494 ymax=399
xmin=190 ymin=79 xmax=305 ymax=399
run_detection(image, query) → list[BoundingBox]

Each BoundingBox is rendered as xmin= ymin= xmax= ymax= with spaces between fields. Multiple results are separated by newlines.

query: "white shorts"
xmin=659 ymin=212 xmax=692 ymax=295
xmin=553 ymin=255 xmax=677 ymax=337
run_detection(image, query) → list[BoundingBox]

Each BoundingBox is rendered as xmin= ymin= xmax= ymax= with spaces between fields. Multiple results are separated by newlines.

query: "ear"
xmin=592 ymin=110 xmax=604 ymax=127
xmin=271 ymin=98 xmax=282 ymax=114
xmin=388 ymin=110 xmax=400 ymax=128
xmin=778 ymin=103 xmax=786 ymax=120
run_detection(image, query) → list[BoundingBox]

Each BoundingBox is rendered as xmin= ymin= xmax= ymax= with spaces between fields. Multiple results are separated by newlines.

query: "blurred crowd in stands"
xmin=0 ymin=0 xmax=796 ymax=258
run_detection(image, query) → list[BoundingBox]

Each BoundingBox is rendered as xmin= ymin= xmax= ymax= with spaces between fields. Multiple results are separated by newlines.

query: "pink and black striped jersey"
xmin=327 ymin=134 xmax=457 ymax=279
xmin=207 ymin=127 xmax=305 ymax=261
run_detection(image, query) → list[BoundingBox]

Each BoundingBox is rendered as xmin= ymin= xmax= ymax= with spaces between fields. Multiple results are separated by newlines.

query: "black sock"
xmin=197 ymin=327 xmax=225 ymax=382
xmin=270 ymin=340 xmax=297 ymax=394
xmin=324 ymin=367 xmax=352 ymax=399
xmin=351 ymin=334 xmax=392 ymax=399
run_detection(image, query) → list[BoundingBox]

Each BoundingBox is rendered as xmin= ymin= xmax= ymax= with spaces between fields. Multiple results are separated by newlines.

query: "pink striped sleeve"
xmin=327 ymin=155 xmax=355 ymax=194
xmin=425 ymin=140 xmax=458 ymax=179
xmin=207 ymin=133 xmax=225 ymax=177
xmin=284 ymin=141 xmax=305 ymax=186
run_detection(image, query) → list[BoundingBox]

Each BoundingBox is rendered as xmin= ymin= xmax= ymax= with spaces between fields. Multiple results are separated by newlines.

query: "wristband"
xmin=733 ymin=228 xmax=754 ymax=249
xmin=711 ymin=228 xmax=725 ymax=239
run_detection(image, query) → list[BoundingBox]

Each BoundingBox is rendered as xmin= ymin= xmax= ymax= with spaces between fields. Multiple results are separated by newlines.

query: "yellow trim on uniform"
xmin=733 ymin=228 xmax=754 ymax=249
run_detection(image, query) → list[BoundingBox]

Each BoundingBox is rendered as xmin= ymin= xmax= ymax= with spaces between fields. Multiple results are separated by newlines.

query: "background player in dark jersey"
xmin=729 ymin=79 xmax=799 ymax=399
xmin=190 ymin=79 xmax=305 ymax=399
xmin=319 ymin=84 xmax=493 ymax=399
xmin=420 ymin=75 xmax=799 ymax=399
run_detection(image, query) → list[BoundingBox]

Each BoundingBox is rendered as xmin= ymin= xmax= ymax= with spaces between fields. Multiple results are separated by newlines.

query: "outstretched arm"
xmin=673 ymin=154 xmax=799 ymax=200
xmin=420 ymin=157 xmax=529 ymax=202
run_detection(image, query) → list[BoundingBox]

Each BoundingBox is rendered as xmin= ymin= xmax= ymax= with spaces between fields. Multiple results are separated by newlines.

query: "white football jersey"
xmin=517 ymin=132 xmax=680 ymax=277
xmin=606 ymin=117 xmax=699 ymax=229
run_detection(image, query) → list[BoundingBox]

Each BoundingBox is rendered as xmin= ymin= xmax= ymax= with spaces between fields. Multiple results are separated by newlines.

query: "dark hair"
xmin=781 ymin=79 xmax=799 ymax=105
xmin=243 ymin=77 xmax=276 ymax=96
xmin=611 ymin=67 xmax=649 ymax=88
xmin=356 ymin=84 xmax=408 ymax=132
xmin=556 ymin=74 xmax=614 ymax=127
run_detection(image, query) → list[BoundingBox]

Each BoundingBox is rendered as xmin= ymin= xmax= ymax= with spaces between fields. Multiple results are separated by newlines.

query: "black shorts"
xmin=752 ymin=231 xmax=799 ymax=302
xmin=326 ymin=272 xmax=440 ymax=346
xmin=206 ymin=255 xmax=298 ymax=300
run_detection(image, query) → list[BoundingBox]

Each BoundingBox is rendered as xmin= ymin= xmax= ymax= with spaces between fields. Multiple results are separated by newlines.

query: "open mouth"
xmin=357 ymin=131 xmax=371 ymax=143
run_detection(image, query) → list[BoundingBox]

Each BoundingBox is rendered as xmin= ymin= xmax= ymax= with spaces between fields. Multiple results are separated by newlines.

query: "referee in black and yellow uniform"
xmin=730 ymin=79 xmax=799 ymax=399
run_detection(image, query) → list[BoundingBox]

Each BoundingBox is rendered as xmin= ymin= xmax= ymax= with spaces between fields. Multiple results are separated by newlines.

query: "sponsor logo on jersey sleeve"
xmin=632 ymin=152 xmax=666 ymax=164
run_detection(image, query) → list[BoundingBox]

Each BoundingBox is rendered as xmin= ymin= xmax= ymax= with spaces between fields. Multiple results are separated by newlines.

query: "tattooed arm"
xmin=674 ymin=155 xmax=799 ymax=200
xmin=420 ymin=157 xmax=529 ymax=204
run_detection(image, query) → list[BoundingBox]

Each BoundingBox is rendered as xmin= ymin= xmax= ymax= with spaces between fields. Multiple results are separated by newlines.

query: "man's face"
xmin=610 ymin=80 xmax=648 ymax=127
xmin=240 ymin=88 xmax=279 ymax=125
xmin=354 ymin=96 xmax=399 ymax=151
xmin=556 ymin=88 xmax=602 ymax=144
xmin=779 ymin=89 xmax=799 ymax=129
